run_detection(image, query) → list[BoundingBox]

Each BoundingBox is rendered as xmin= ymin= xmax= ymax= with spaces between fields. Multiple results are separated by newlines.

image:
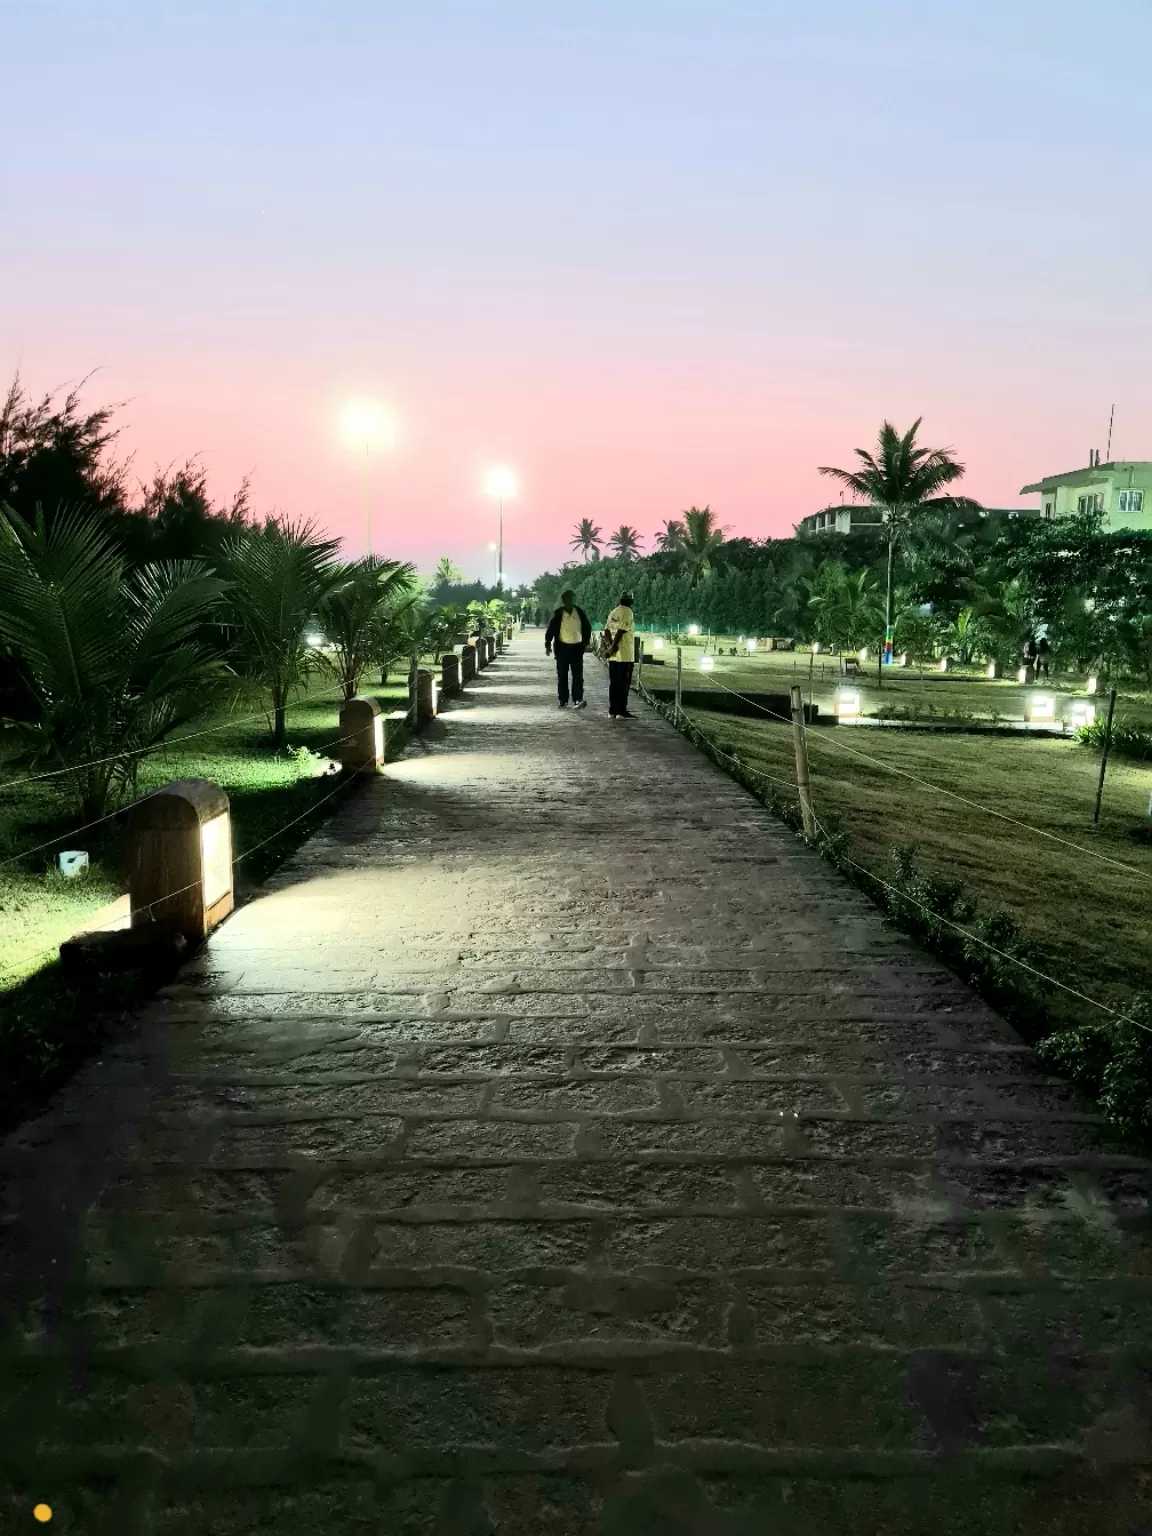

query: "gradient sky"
xmin=3 ymin=0 xmax=1150 ymax=583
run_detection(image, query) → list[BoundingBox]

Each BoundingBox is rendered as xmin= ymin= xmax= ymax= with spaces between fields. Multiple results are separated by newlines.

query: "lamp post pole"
xmin=498 ymin=498 xmax=503 ymax=590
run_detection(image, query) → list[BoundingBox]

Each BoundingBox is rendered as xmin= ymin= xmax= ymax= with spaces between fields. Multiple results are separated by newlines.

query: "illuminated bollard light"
xmin=339 ymin=696 xmax=384 ymax=774
xmin=461 ymin=643 xmax=477 ymax=682
xmin=938 ymin=656 xmax=950 ymax=672
xmin=441 ymin=652 xmax=461 ymax=694
xmin=986 ymin=662 xmax=998 ymax=679
xmin=417 ymin=668 xmax=438 ymax=723
xmin=128 ymin=778 xmax=233 ymax=940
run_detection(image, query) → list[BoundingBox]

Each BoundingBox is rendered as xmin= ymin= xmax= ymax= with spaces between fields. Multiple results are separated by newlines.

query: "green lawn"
xmin=640 ymin=638 xmax=1152 ymax=730
xmin=681 ymin=704 xmax=1152 ymax=1026
xmin=0 ymin=676 xmax=411 ymax=991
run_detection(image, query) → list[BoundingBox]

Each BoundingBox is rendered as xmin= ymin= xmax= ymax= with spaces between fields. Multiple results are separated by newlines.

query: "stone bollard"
xmin=495 ymin=633 xmax=504 ymax=653
xmin=461 ymin=643 xmax=477 ymax=683
xmin=339 ymin=696 xmax=384 ymax=775
xmin=474 ymin=636 xmax=488 ymax=669
xmin=417 ymin=668 xmax=438 ymax=723
xmin=128 ymin=778 xmax=233 ymax=940
xmin=441 ymin=652 xmax=461 ymax=694
xmin=485 ymin=636 xmax=496 ymax=665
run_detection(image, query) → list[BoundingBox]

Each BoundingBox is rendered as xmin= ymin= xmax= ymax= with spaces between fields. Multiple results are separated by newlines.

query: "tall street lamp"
xmin=342 ymin=400 xmax=397 ymax=557
xmin=485 ymin=466 xmax=518 ymax=590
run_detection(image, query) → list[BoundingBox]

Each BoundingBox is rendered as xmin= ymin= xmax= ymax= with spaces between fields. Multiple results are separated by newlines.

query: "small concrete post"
xmin=461 ymin=643 xmax=477 ymax=683
xmin=496 ymin=632 xmax=505 ymax=653
xmin=789 ymin=684 xmax=816 ymax=841
xmin=127 ymin=778 xmax=233 ymax=940
xmin=417 ymin=668 xmax=438 ymax=723
xmin=339 ymin=696 xmax=385 ymax=775
xmin=441 ymin=652 xmax=461 ymax=694
xmin=472 ymin=636 xmax=487 ymax=670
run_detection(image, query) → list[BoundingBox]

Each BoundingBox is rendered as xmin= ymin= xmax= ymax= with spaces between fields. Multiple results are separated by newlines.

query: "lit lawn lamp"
xmin=812 ymin=642 xmax=821 ymax=655
xmin=1027 ymin=694 xmax=1056 ymax=725
xmin=653 ymin=637 xmax=665 ymax=651
xmin=1087 ymin=675 xmax=1099 ymax=695
xmin=986 ymin=662 xmax=998 ymax=679
xmin=1017 ymin=666 xmax=1029 ymax=684
xmin=699 ymin=655 xmax=715 ymax=672
xmin=417 ymin=668 xmax=438 ymax=724
xmin=746 ymin=638 xmax=757 ymax=655
xmin=688 ymin=624 xmax=700 ymax=637
xmin=857 ymin=647 xmax=868 ymax=663
xmin=127 ymin=779 xmax=233 ymax=941
xmin=339 ymin=695 xmax=385 ymax=773
xmin=938 ymin=657 xmax=950 ymax=673
xmin=836 ymin=688 xmax=861 ymax=721
xmin=897 ymin=653 xmax=908 ymax=667
xmin=1069 ymin=700 xmax=1096 ymax=730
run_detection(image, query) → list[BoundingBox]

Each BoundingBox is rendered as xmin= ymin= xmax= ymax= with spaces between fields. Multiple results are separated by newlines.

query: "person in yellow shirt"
xmin=544 ymin=589 xmax=592 ymax=708
xmin=603 ymin=592 xmax=636 ymax=718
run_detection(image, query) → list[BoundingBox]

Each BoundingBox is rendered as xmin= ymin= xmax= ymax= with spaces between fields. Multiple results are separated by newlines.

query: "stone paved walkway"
xmin=4 ymin=636 xmax=1152 ymax=1534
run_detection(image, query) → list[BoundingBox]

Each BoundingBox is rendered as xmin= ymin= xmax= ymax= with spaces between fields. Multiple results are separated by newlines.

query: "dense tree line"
xmin=535 ymin=511 xmax=1152 ymax=681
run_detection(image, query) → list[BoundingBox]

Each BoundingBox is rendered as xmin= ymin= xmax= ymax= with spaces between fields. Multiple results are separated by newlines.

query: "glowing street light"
xmin=1069 ymin=701 xmax=1096 ymax=729
xmin=342 ymin=400 xmax=397 ymax=557
xmin=485 ymin=466 xmax=518 ymax=589
xmin=687 ymin=624 xmax=700 ymax=636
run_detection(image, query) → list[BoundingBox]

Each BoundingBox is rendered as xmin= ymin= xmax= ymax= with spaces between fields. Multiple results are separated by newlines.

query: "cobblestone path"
xmin=4 ymin=636 xmax=1152 ymax=1534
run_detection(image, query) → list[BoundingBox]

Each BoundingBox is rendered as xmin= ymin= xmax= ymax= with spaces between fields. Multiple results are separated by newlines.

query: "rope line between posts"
xmin=691 ymin=675 xmax=1151 ymax=884
xmin=806 ymin=810 xmax=1150 ymax=1037
xmin=0 ymin=681 xmax=357 ymax=794
xmin=637 ymin=681 xmax=799 ymax=795
xmin=0 ymin=712 xmax=373 ymax=872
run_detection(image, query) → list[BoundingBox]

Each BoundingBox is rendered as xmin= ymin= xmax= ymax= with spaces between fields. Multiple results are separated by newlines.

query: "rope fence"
xmin=635 ymin=668 xmax=1151 ymax=1038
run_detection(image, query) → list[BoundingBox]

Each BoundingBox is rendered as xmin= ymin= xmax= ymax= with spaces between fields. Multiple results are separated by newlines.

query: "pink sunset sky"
xmin=4 ymin=0 xmax=1150 ymax=585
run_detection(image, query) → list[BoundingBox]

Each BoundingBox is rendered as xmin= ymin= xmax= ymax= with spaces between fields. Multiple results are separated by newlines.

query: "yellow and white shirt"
xmin=558 ymin=608 xmax=584 ymax=645
xmin=604 ymin=604 xmax=634 ymax=663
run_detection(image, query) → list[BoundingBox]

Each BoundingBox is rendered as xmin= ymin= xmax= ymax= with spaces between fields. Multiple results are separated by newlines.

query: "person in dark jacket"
xmin=544 ymin=591 xmax=592 ymax=709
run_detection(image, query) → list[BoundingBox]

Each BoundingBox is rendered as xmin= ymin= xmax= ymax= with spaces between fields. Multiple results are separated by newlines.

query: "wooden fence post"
xmin=675 ymin=646 xmax=683 ymax=720
xmin=1093 ymin=686 xmax=1118 ymax=824
xmin=790 ymin=683 xmax=816 ymax=840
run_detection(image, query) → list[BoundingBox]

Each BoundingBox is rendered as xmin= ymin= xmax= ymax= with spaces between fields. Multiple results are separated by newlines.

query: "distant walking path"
xmin=3 ymin=633 xmax=1152 ymax=1533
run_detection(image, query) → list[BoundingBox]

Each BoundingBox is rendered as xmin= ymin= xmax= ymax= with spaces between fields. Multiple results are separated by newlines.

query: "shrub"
xmin=1037 ymin=996 xmax=1152 ymax=1137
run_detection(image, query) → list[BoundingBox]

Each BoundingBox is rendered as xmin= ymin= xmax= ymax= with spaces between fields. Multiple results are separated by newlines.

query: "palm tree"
xmin=0 ymin=505 xmax=226 ymax=819
xmin=433 ymin=557 xmax=463 ymax=585
xmin=679 ymin=506 xmax=726 ymax=586
xmin=221 ymin=519 xmax=343 ymax=748
xmin=655 ymin=519 xmax=686 ymax=553
xmin=316 ymin=557 xmax=418 ymax=700
xmin=819 ymin=420 xmax=979 ymax=684
xmin=570 ymin=518 xmax=602 ymax=562
xmin=608 ymin=525 xmax=643 ymax=560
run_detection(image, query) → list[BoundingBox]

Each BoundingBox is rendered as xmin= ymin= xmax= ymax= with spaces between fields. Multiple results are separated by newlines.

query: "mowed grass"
xmin=642 ymin=641 xmax=1152 ymax=729
xmin=0 ymin=675 xmax=411 ymax=990
xmin=683 ymin=706 xmax=1152 ymax=1022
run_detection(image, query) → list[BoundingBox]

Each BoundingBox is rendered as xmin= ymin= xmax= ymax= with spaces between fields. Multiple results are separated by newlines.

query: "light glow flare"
xmin=486 ymin=466 xmax=518 ymax=499
xmin=341 ymin=399 xmax=398 ymax=451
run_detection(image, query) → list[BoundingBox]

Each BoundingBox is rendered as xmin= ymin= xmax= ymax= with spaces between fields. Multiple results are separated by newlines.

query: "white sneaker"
xmin=574 ymin=699 xmax=587 ymax=710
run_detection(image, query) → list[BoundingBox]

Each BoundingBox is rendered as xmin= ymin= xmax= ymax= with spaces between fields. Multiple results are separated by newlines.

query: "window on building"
xmin=1077 ymin=493 xmax=1104 ymax=514
xmin=1118 ymin=490 xmax=1145 ymax=513
xmin=1043 ymin=502 xmax=1054 ymax=519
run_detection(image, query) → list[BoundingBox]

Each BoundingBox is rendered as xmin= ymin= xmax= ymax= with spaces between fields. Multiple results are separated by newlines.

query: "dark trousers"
xmin=555 ymin=642 xmax=584 ymax=704
xmin=608 ymin=660 xmax=634 ymax=715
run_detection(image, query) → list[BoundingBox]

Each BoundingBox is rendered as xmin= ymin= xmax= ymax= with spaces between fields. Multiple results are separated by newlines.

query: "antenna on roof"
xmin=1107 ymin=404 xmax=1114 ymax=461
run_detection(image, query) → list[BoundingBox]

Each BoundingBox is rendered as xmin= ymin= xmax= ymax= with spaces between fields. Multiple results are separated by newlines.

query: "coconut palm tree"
xmin=570 ymin=518 xmax=602 ymax=562
xmin=678 ymin=506 xmax=726 ymax=586
xmin=0 ymin=504 xmax=226 ymax=819
xmin=655 ymin=518 xmax=686 ymax=553
xmin=316 ymin=557 xmax=418 ymax=700
xmin=607 ymin=525 xmax=643 ymax=560
xmin=433 ymin=556 xmax=463 ymax=585
xmin=221 ymin=519 xmax=344 ymax=748
xmin=819 ymin=420 xmax=979 ymax=684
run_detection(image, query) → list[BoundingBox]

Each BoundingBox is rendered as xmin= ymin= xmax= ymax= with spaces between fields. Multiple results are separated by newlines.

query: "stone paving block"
xmin=4 ymin=643 xmax=1151 ymax=1531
